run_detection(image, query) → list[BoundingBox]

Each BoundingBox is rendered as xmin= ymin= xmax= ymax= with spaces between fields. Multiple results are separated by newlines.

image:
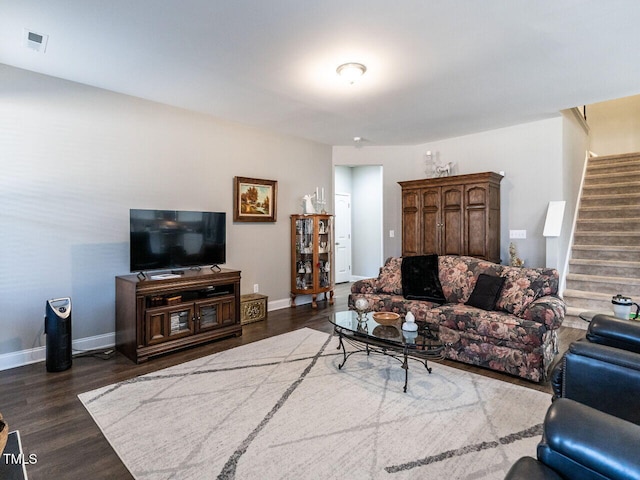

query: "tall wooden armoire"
xmin=398 ymin=172 xmax=503 ymax=263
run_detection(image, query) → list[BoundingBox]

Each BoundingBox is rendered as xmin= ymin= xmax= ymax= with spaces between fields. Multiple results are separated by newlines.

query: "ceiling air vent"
xmin=23 ymin=28 xmax=49 ymax=53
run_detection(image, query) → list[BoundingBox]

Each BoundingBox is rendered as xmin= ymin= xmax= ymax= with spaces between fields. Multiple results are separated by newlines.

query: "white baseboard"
xmin=269 ymin=295 xmax=326 ymax=310
xmin=0 ymin=332 xmax=115 ymax=372
xmin=268 ymin=298 xmax=292 ymax=311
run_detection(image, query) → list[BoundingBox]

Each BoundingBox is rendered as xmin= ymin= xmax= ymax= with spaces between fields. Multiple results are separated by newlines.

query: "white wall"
xmin=588 ymin=94 xmax=640 ymax=155
xmin=333 ymin=117 xmax=581 ymax=272
xmin=0 ymin=65 xmax=332 ymax=361
xmin=334 ymin=166 xmax=353 ymax=194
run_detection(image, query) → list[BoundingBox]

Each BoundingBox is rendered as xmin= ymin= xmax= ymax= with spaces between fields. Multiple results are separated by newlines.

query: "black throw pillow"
xmin=401 ymin=255 xmax=446 ymax=304
xmin=465 ymin=274 xmax=506 ymax=311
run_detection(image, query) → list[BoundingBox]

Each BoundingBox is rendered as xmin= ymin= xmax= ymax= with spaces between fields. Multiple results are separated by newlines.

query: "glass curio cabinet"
xmin=290 ymin=214 xmax=334 ymax=308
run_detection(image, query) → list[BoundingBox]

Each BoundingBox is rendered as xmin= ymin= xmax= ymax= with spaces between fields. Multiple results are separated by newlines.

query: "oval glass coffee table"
xmin=328 ymin=310 xmax=444 ymax=392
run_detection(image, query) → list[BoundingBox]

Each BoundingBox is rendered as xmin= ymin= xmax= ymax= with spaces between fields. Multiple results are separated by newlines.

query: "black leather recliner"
xmin=551 ymin=340 xmax=640 ymax=424
xmin=584 ymin=314 xmax=640 ymax=354
xmin=551 ymin=314 xmax=640 ymax=420
xmin=505 ymin=398 xmax=640 ymax=480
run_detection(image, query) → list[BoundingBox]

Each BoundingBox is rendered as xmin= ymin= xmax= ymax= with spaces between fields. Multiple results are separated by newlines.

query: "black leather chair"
xmin=584 ymin=314 xmax=640 ymax=353
xmin=551 ymin=340 xmax=640 ymax=425
xmin=551 ymin=315 xmax=640 ymax=424
xmin=505 ymin=398 xmax=640 ymax=480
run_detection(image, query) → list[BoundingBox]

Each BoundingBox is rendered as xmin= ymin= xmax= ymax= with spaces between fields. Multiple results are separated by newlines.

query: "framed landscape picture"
xmin=233 ymin=176 xmax=278 ymax=222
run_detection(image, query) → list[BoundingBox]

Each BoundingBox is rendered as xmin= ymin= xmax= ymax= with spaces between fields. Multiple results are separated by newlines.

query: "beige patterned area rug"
xmin=79 ymin=328 xmax=551 ymax=480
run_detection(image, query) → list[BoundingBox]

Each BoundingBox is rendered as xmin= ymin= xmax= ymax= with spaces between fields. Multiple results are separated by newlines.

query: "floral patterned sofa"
xmin=348 ymin=255 xmax=566 ymax=382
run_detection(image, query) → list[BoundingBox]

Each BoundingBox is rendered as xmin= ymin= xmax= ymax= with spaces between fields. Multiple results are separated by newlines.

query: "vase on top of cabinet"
xmin=290 ymin=214 xmax=334 ymax=308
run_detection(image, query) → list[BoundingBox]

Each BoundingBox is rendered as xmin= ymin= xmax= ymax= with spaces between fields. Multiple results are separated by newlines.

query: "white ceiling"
xmin=2 ymin=0 xmax=640 ymax=146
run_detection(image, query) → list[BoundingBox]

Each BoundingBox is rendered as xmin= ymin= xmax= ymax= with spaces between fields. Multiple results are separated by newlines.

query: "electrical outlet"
xmin=509 ymin=230 xmax=527 ymax=239
xmin=389 ymin=230 xmax=395 ymax=238
xmin=253 ymin=284 xmax=259 ymax=293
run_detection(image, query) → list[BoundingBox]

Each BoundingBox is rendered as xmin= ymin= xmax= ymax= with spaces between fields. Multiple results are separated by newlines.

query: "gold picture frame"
xmin=233 ymin=176 xmax=278 ymax=222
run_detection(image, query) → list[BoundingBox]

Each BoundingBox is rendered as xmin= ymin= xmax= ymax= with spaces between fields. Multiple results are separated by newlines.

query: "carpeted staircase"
xmin=563 ymin=152 xmax=640 ymax=321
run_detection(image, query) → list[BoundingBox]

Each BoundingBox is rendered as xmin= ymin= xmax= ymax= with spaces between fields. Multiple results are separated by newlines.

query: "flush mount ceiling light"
xmin=336 ymin=62 xmax=367 ymax=84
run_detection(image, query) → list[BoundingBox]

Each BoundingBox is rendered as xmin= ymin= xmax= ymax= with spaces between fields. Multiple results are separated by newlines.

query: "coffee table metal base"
xmin=334 ymin=328 xmax=441 ymax=393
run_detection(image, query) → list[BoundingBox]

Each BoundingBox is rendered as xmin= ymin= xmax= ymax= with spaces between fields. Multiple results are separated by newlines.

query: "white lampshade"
xmin=336 ymin=62 xmax=367 ymax=84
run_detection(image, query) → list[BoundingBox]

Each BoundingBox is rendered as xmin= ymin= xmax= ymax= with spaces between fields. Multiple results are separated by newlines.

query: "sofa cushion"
xmin=424 ymin=304 xmax=547 ymax=345
xmin=375 ymin=257 xmax=403 ymax=294
xmin=438 ymin=256 xmax=503 ymax=304
xmin=401 ymin=255 xmax=446 ymax=303
xmin=496 ymin=266 xmax=559 ymax=316
xmin=465 ymin=274 xmax=505 ymax=311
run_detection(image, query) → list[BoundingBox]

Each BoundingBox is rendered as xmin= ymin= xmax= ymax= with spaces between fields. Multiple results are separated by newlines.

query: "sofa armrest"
xmin=538 ymin=399 xmax=640 ymax=480
xmin=587 ymin=314 xmax=640 ymax=354
xmin=561 ymin=341 xmax=640 ymax=425
xmin=521 ymin=295 xmax=565 ymax=330
xmin=350 ymin=278 xmax=377 ymax=294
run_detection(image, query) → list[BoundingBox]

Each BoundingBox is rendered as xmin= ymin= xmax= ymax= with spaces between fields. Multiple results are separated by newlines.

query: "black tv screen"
xmin=130 ymin=209 xmax=226 ymax=272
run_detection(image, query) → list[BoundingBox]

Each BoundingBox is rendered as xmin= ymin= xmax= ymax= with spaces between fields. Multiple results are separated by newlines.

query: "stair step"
xmin=563 ymin=306 xmax=590 ymax=330
xmin=582 ymin=181 xmax=640 ymax=196
xmin=568 ymin=258 xmax=640 ymax=278
xmin=575 ymin=218 xmax=640 ymax=232
xmin=580 ymin=192 xmax=640 ymax=207
xmin=565 ymin=273 xmax=640 ymax=296
xmin=571 ymin=245 xmax=640 ymax=261
xmin=563 ymin=289 xmax=616 ymax=312
xmin=584 ymin=170 xmax=640 ymax=185
xmin=573 ymin=231 xmax=640 ymax=246
xmin=588 ymin=152 xmax=640 ymax=166
xmin=578 ymin=205 xmax=640 ymax=219
xmin=587 ymin=158 xmax=640 ymax=175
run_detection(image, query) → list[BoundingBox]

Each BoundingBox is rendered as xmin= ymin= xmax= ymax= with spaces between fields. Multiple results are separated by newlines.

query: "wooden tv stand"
xmin=115 ymin=268 xmax=242 ymax=363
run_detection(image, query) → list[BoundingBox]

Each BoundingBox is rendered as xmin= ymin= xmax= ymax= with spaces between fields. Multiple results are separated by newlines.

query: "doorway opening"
xmin=334 ymin=165 xmax=383 ymax=282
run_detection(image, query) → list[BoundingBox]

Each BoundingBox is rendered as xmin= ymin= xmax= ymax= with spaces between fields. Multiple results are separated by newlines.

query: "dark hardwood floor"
xmin=0 ymin=284 xmax=585 ymax=479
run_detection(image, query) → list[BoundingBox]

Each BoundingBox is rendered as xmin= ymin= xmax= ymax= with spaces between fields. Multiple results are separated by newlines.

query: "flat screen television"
xmin=130 ymin=209 xmax=226 ymax=272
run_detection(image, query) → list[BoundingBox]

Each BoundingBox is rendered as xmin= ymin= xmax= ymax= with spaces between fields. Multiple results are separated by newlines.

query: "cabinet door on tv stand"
xmin=145 ymin=305 xmax=195 ymax=346
xmin=195 ymin=297 xmax=236 ymax=332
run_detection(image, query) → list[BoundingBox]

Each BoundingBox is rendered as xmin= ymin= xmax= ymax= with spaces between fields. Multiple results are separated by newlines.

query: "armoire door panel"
xmin=421 ymin=209 xmax=440 ymax=254
xmin=421 ymin=188 xmax=441 ymax=255
xmin=442 ymin=186 xmax=463 ymax=255
xmin=402 ymin=191 xmax=421 ymax=255
xmin=442 ymin=187 xmax=462 ymax=208
xmin=465 ymin=184 xmax=487 ymax=206
xmin=443 ymin=209 xmax=463 ymax=254
xmin=466 ymin=209 xmax=487 ymax=257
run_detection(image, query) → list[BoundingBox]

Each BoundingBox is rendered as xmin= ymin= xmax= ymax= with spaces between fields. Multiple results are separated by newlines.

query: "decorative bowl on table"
xmin=372 ymin=325 xmax=400 ymax=340
xmin=372 ymin=312 xmax=400 ymax=326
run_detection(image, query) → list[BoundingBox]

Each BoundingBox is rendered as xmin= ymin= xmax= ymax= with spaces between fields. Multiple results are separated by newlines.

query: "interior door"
xmin=334 ymin=193 xmax=351 ymax=283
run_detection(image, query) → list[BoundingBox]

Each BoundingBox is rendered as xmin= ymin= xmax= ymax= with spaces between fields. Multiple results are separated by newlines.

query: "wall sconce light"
xmin=336 ymin=62 xmax=367 ymax=84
